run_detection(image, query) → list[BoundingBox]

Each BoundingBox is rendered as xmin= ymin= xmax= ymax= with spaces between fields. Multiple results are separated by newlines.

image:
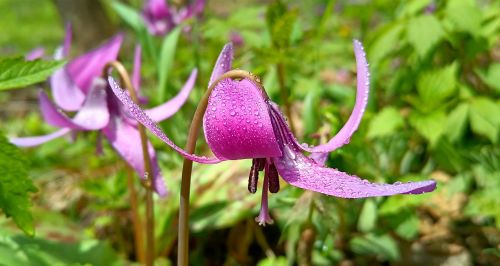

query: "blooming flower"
xmin=10 ymin=27 xmax=198 ymax=196
xmin=143 ymin=0 xmax=205 ymax=36
xmin=109 ymin=41 xmax=437 ymax=224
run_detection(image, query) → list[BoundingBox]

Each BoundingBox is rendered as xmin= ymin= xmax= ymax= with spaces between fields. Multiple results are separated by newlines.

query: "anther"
xmin=268 ymin=163 xmax=280 ymax=193
xmin=248 ymin=159 xmax=259 ymax=193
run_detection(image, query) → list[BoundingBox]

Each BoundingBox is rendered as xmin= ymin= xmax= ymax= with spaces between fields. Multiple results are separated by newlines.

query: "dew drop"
xmin=230 ymin=111 xmax=236 ymax=116
xmin=284 ymin=145 xmax=296 ymax=160
xmin=211 ymin=107 xmax=216 ymax=111
xmin=254 ymin=111 xmax=259 ymax=116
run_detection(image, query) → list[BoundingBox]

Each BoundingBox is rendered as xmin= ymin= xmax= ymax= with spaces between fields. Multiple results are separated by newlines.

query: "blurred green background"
xmin=0 ymin=0 xmax=499 ymax=265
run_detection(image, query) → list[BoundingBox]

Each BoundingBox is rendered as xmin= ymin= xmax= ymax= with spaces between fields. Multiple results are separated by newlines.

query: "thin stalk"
xmin=178 ymin=70 xmax=268 ymax=266
xmin=104 ymin=61 xmax=156 ymax=266
xmin=277 ymin=62 xmax=295 ymax=133
xmin=126 ymin=166 xmax=145 ymax=263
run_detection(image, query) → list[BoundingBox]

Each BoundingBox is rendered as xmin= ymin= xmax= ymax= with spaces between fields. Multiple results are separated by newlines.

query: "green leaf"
xmin=417 ymin=62 xmax=458 ymax=108
xmin=398 ymin=0 xmax=432 ymax=17
xmin=357 ymin=199 xmax=377 ymax=233
xmin=407 ymin=15 xmax=444 ymax=58
xmin=367 ymin=107 xmax=405 ymax=138
xmin=349 ymin=234 xmax=400 ymax=261
xmin=301 ymin=79 xmax=322 ymax=136
xmin=110 ymin=1 xmax=145 ymax=32
xmin=476 ymin=63 xmax=500 ymax=93
xmin=395 ymin=213 xmax=419 ymax=240
xmin=0 ymin=134 xmax=37 ymax=235
xmin=266 ymin=1 xmax=298 ymax=49
xmin=445 ymin=103 xmax=469 ymax=142
xmin=465 ymin=186 xmax=500 ymax=228
xmin=409 ymin=110 xmax=447 ymax=145
xmin=0 ymin=58 xmax=65 ymax=91
xmin=469 ymin=97 xmax=500 ymax=143
xmin=157 ymin=27 xmax=181 ymax=102
xmin=368 ymin=23 xmax=404 ymax=65
xmin=445 ymin=0 xmax=482 ymax=36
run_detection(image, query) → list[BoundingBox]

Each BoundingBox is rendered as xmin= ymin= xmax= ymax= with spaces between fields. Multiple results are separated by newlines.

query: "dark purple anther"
xmin=248 ymin=159 xmax=260 ymax=193
xmin=268 ymin=163 xmax=280 ymax=193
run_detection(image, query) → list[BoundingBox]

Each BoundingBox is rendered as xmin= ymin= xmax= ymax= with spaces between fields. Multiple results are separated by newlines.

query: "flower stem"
xmin=126 ymin=166 xmax=145 ymax=263
xmin=277 ymin=63 xmax=295 ymax=133
xmin=178 ymin=69 xmax=269 ymax=266
xmin=104 ymin=61 xmax=156 ymax=266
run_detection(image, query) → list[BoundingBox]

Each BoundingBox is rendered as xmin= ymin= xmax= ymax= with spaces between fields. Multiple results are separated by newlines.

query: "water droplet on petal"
xmin=230 ymin=111 xmax=236 ymax=116
xmin=284 ymin=145 xmax=296 ymax=160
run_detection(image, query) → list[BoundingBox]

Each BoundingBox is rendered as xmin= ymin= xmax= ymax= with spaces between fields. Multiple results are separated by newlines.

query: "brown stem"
xmin=126 ymin=166 xmax=145 ymax=263
xmin=277 ymin=63 xmax=295 ymax=133
xmin=104 ymin=61 xmax=155 ymax=266
xmin=178 ymin=69 xmax=268 ymax=266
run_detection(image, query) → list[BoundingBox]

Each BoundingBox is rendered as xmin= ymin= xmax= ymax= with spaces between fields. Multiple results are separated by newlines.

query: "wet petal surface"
xmin=203 ymin=79 xmax=282 ymax=160
xmin=208 ymin=43 xmax=233 ymax=87
xmin=273 ymin=144 xmax=436 ymax=198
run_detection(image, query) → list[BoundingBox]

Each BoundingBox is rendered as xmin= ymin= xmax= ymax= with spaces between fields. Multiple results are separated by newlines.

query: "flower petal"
xmin=208 ymin=43 xmax=233 ymax=88
xmin=203 ymin=78 xmax=282 ymax=160
xmin=67 ymin=34 xmax=123 ymax=93
xmin=103 ymin=118 xmax=167 ymax=197
xmin=40 ymin=79 xmax=110 ymax=130
xmin=71 ymin=78 xmax=110 ymax=130
xmin=62 ymin=23 xmax=72 ymax=57
xmin=9 ymin=128 xmax=71 ymax=147
xmin=50 ymin=67 xmax=86 ymax=111
xmin=273 ymin=144 xmax=436 ymax=198
xmin=25 ymin=48 xmax=45 ymax=61
xmin=309 ymin=40 xmax=370 ymax=153
xmin=145 ymin=69 xmax=197 ymax=122
xmin=132 ymin=44 xmax=141 ymax=91
xmin=108 ymin=76 xmax=222 ymax=164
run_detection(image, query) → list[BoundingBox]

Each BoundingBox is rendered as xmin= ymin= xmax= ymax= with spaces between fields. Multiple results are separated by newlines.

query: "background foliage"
xmin=0 ymin=0 xmax=498 ymax=265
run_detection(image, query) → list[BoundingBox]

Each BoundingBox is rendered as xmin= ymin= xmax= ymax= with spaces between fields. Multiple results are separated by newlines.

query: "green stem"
xmin=277 ymin=62 xmax=295 ymax=133
xmin=177 ymin=70 xmax=269 ymax=266
xmin=104 ymin=61 xmax=156 ymax=266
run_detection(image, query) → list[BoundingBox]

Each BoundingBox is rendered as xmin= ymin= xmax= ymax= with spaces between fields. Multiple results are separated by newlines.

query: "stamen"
xmin=248 ymin=159 xmax=259 ymax=193
xmin=256 ymin=158 xmax=266 ymax=171
xmin=268 ymin=163 xmax=280 ymax=193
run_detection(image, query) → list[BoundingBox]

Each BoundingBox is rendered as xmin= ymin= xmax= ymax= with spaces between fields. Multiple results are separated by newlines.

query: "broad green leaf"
xmin=0 ymin=134 xmax=37 ymax=235
xmin=0 ymin=58 xmax=65 ymax=91
xmin=398 ymin=0 xmax=432 ymax=18
xmin=465 ymin=187 xmax=500 ymax=228
xmin=349 ymin=234 xmax=400 ymax=261
xmin=469 ymin=97 xmax=500 ymax=143
xmin=407 ymin=15 xmax=444 ymax=58
xmin=395 ymin=213 xmax=419 ymax=240
xmin=357 ymin=199 xmax=377 ymax=233
xmin=157 ymin=27 xmax=181 ymax=102
xmin=368 ymin=23 xmax=404 ymax=65
xmin=266 ymin=1 xmax=298 ymax=48
xmin=409 ymin=110 xmax=447 ymax=145
xmin=367 ymin=107 xmax=405 ymax=138
xmin=417 ymin=62 xmax=458 ymax=108
xmin=476 ymin=63 xmax=500 ymax=93
xmin=301 ymin=79 xmax=322 ymax=136
xmin=445 ymin=1 xmax=482 ymax=36
xmin=110 ymin=1 xmax=145 ymax=32
xmin=445 ymin=103 xmax=469 ymax=142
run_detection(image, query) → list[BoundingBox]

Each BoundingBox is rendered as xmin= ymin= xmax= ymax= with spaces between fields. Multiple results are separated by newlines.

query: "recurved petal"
xmin=145 ymin=69 xmax=197 ymax=122
xmin=208 ymin=43 xmax=233 ymax=88
xmin=203 ymin=79 xmax=282 ymax=160
xmin=71 ymin=78 xmax=110 ymax=130
xmin=25 ymin=48 xmax=45 ymax=61
xmin=308 ymin=40 xmax=370 ymax=153
xmin=41 ymin=79 xmax=110 ymax=130
xmin=103 ymin=118 xmax=167 ymax=197
xmin=50 ymin=67 xmax=86 ymax=111
xmin=273 ymin=144 xmax=436 ymax=198
xmin=67 ymin=34 xmax=123 ymax=93
xmin=108 ymin=76 xmax=222 ymax=164
xmin=9 ymin=128 xmax=71 ymax=147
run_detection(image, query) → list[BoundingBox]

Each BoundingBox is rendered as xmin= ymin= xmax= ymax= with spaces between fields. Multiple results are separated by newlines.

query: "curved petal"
xmin=145 ymin=69 xmax=197 ymax=122
xmin=132 ymin=45 xmax=141 ymax=92
xmin=41 ymin=79 xmax=110 ymax=130
xmin=273 ymin=144 xmax=436 ymax=198
xmin=25 ymin=48 xmax=45 ymax=61
xmin=62 ymin=23 xmax=72 ymax=57
xmin=203 ymin=78 xmax=282 ymax=160
xmin=103 ymin=118 xmax=167 ymax=197
xmin=67 ymin=34 xmax=123 ymax=93
xmin=309 ymin=40 xmax=370 ymax=153
xmin=208 ymin=43 xmax=233 ymax=88
xmin=9 ymin=128 xmax=71 ymax=147
xmin=108 ymin=77 xmax=222 ymax=164
xmin=50 ymin=67 xmax=86 ymax=111
xmin=71 ymin=78 xmax=110 ymax=130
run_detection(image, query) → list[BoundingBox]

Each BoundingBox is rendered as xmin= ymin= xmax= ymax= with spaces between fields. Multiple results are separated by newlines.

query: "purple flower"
xmin=109 ymin=41 xmax=437 ymax=224
xmin=143 ymin=0 xmax=205 ymax=36
xmin=10 ymin=27 xmax=198 ymax=196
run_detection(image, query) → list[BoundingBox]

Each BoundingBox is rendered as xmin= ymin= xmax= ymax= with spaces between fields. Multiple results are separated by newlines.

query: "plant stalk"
xmin=126 ymin=166 xmax=145 ymax=263
xmin=178 ymin=70 xmax=269 ymax=266
xmin=104 ymin=61 xmax=156 ymax=266
xmin=277 ymin=63 xmax=295 ymax=133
